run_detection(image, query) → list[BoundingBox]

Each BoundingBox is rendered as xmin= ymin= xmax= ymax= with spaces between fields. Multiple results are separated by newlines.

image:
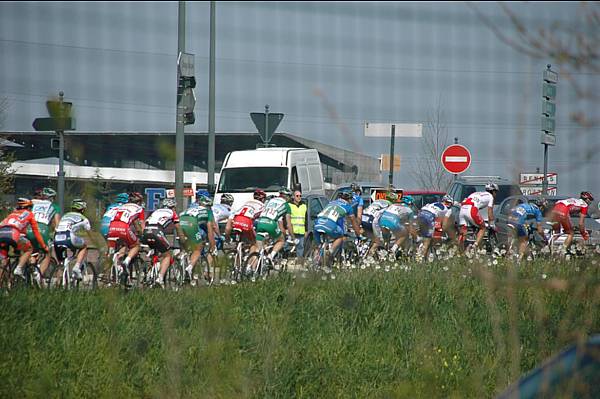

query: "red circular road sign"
xmin=441 ymin=144 xmax=471 ymax=174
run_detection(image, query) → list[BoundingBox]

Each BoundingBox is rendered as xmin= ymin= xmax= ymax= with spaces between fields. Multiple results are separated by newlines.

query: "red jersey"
xmin=109 ymin=203 xmax=145 ymax=226
xmin=0 ymin=209 xmax=46 ymax=249
xmin=554 ymin=198 xmax=588 ymax=216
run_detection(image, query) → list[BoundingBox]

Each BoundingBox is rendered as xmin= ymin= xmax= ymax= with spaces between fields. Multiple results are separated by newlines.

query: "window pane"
xmin=218 ymin=167 xmax=288 ymax=192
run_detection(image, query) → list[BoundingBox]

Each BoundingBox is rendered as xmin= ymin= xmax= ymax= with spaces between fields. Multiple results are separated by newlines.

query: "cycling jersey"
xmin=142 ymin=208 xmax=180 ymax=254
xmin=313 ymin=199 xmax=354 ymax=244
xmin=211 ymin=203 xmax=231 ymax=225
xmin=107 ymin=203 xmax=145 ymax=248
xmin=25 ymin=199 xmax=60 ymax=249
xmin=0 ymin=209 xmax=47 ymax=258
xmin=180 ymin=205 xmax=214 ymax=245
xmin=550 ymin=198 xmax=588 ymax=234
xmin=417 ymin=202 xmax=452 ymax=238
xmin=100 ymin=202 xmax=126 ymax=237
xmin=231 ymin=199 xmax=264 ymax=241
xmin=54 ymin=212 xmax=91 ymax=251
xmin=461 ymin=191 xmax=494 ymax=210
xmin=351 ymin=193 xmax=364 ymax=217
xmin=459 ymin=192 xmax=494 ymax=228
xmin=508 ymin=203 xmax=543 ymax=237
xmin=361 ymin=199 xmax=391 ymax=236
xmin=256 ymin=197 xmax=291 ymax=241
xmin=379 ymin=204 xmax=414 ymax=232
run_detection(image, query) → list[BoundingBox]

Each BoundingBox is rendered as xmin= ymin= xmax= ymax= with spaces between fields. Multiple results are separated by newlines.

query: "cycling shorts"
xmin=256 ymin=218 xmax=282 ymax=242
xmin=232 ymin=215 xmax=256 ymax=241
xmin=379 ymin=213 xmax=406 ymax=233
xmin=550 ymin=209 xmax=573 ymax=234
xmin=107 ymin=221 xmax=139 ymax=249
xmin=361 ymin=214 xmax=374 ymax=232
xmin=313 ymin=218 xmax=344 ymax=245
xmin=180 ymin=218 xmax=208 ymax=245
xmin=0 ymin=226 xmax=32 ymax=258
xmin=459 ymin=205 xmax=485 ymax=228
xmin=141 ymin=225 xmax=171 ymax=254
xmin=54 ymin=231 xmax=86 ymax=262
xmin=417 ymin=210 xmax=436 ymax=238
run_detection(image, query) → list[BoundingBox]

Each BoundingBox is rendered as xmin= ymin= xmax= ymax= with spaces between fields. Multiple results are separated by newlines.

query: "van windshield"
xmin=218 ymin=167 xmax=288 ymax=192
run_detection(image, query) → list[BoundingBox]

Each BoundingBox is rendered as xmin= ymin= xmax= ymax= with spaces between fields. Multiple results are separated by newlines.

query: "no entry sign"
xmin=441 ymin=144 xmax=471 ymax=174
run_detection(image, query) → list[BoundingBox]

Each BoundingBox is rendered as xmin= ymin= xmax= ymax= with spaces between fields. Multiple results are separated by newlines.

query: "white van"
xmin=214 ymin=147 xmax=325 ymax=211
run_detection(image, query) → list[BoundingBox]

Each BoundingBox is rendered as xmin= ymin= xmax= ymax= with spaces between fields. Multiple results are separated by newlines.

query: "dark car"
xmin=301 ymin=193 xmax=330 ymax=255
xmin=403 ymin=190 xmax=446 ymax=210
xmin=495 ymin=195 xmax=600 ymax=248
xmin=330 ymin=181 xmax=384 ymax=207
xmin=447 ymin=176 xmax=522 ymax=211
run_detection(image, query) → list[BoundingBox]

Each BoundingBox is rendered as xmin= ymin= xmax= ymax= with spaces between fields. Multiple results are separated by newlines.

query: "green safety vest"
xmin=289 ymin=202 xmax=307 ymax=234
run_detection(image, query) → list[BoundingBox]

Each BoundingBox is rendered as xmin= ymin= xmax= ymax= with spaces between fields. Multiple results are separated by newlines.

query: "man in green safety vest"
xmin=289 ymin=189 xmax=308 ymax=263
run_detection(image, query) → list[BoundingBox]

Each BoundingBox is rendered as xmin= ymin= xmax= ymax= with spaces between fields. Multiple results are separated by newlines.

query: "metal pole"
xmin=388 ymin=124 xmax=395 ymax=187
xmin=454 ymin=137 xmax=458 ymax=181
xmin=265 ymin=104 xmax=270 ymax=146
xmin=175 ymin=0 xmax=186 ymax=212
xmin=207 ymin=0 xmax=216 ymax=193
xmin=542 ymin=144 xmax=548 ymax=195
xmin=57 ymin=91 xmax=65 ymax=215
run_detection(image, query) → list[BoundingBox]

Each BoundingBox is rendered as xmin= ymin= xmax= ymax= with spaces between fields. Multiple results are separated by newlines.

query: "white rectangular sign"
xmin=364 ymin=123 xmax=422 ymax=137
xmin=519 ymin=186 xmax=557 ymax=196
xmin=519 ymin=173 xmax=557 ymax=186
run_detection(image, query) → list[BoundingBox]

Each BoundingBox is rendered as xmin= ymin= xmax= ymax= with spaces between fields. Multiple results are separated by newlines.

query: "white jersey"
xmin=384 ymin=204 xmax=415 ymax=221
xmin=363 ymin=199 xmax=391 ymax=217
xmin=212 ymin=203 xmax=231 ymax=224
xmin=421 ymin=202 xmax=452 ymax=218
xmin=233 ymin=199 xmax=264 ymax=220
xmin=145 ymin=208 xmax=179 ymax=229
xmin=31 ymin=199 xmax=58 ymax=225
xmin=56 ymin=212 xmax=91 ymax=236
xmin=110 ymin=203 xmax=145 ymax=225
xmin=463 ymin=191 xmax=494 ymax=210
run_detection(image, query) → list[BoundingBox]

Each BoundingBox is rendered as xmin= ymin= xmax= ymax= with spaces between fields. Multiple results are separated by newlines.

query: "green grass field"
xmin=0 ymin=258 xmax=598 ymax=398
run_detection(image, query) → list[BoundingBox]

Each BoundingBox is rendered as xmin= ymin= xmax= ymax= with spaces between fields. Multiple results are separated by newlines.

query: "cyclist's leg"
xmin=15 ymin=236 xmax=34 ymax=272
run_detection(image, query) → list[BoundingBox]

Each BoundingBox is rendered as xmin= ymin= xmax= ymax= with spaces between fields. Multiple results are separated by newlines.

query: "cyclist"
xmin=179 ymin=194 xmax=217 ymax=283
xmin=0 ymin=198 xmax=49 ymax=279
xmin=26 ymin=187 xmax=61 ymax=280
xmin=224 ymin=189 xmax=266 ymax=243
xmin=361 ymin=193 xmax=392 ymax=256
xmin=100 ymin=193 xmax=129 ymax=238
xmin=53 ymin=199 xmax=92 ymax=281
xmin=350 ymin=183 xmax=365 ymax=231
xmin=251 ymin=187 xmax=296 ymax=271
xmin=107 ymin=191 xmax=145 ymax=274
xmin=507 ymin=198 xmax=548 ymax=261
xmin=141 ymin=198 xmax=186 ymax=288
xmin=548 ymin=191 xmax=594 ymax=253
xmin=212 ymin=193 xmax=234 ymax=237
xmin=379 ymin=194 xmax=416 ymax=256
xmin=416 ymin=195 xmax=455 ymax=258
xmin=313 ymin=191 xmax=362 ymax=267
xmin=458 ymin=183 xmax=498 ymax=251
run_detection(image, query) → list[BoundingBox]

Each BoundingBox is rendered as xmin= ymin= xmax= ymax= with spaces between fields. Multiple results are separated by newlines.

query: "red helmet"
xmin=129 ymin=192 xmax=144 ymax=204
xmin=253 ymin=189 xmax=266 ymax=202
xmin=580 ymin=191 xmax=594 ymax=202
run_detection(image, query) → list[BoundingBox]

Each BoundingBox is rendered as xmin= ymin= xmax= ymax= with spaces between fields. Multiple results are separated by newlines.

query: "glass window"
xmin=500 ymin=199 xmax=517 ymax=215
xmin=298 ymin=166 xmax=309 ymax=192
xmin=217 ymin=167 xmax=288 ymax=193
xmin=309 ymin=198 xmax=323 ymax=218
xmin=308 ymin=165 xmax=323 ymax=190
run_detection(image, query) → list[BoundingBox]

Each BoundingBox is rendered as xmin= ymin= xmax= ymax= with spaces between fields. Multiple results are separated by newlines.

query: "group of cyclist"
xmin=0 ymin=182 xmax=595 ymax=286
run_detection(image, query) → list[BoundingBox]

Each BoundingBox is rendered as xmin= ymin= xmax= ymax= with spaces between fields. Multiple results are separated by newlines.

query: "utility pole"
xmin=175 ymin=0 xmax=186 ymax=212
xmin=57 ymin=92 xmax=65 ymax=215
xmin=207 ymin=0 xmax=216 ymax=193
xmin=388 ymin=124 xmax=395 ymax=187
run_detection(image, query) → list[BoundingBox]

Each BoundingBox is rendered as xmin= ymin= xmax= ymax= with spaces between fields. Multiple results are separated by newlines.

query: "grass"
xmin=0 ymin=257 xmax=599 ymax=398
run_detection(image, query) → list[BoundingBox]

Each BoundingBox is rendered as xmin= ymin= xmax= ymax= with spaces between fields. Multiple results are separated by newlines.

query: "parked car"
xmin=447 ymin=176 xmax=522 ymax=210
xmin=403 ymin=190 xmax=446 ymax=209
xmin=494 ymin=194 xmax=600 ymax=248
xmin=301 ymin=193 xmax=330 ymax=256
xmin=330 ymin=181 xmax=384 ymax=207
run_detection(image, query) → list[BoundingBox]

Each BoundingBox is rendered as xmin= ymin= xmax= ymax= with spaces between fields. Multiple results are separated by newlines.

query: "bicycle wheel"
xmin=0 ymin=258 xmax=17 ymax=291
xmin=231 ymin=246 xmax=245 ymax=282
xmin=72 ymin=261 xmax=98 ymax=290
xmin=245 ymin=252 xmax=265 ymax=279
xmin=127 ymin=257 xmax=144 ymax=288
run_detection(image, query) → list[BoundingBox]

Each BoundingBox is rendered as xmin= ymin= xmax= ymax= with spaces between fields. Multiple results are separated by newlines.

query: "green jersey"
xmin=258 ymin=197 xmax=291 ymax=222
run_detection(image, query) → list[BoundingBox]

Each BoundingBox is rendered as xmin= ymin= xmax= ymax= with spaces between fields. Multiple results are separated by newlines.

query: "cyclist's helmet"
xmin=531 ymin=197 xmax=548 ymax=212
xmin=279 ymin=186 xmax=293 ymax=199
xmin=16 ymin=198 xmax=33 ymax=209
xmin=129 ymin=191 xmax=144 ymax=204
xmin=161 ymin=198 xmax=176 ymax=209
xmin=580 ymin=191 xmax=594 ymax=203
xmin=71 ymin=198 xmax=87 ymax=212
xmin=116 ymin=193 xmax=129 ymax=203
xmin=350 ymin=183 xmax=362 ymax=194
xmin=196 ymin=189 xmax=211 ymax=199
xmin=41 ymin=187 xmax=57 ymax=199
xmin=441 ymin=194 xmax=454 ymax=205
xmin=340 ymin=191 xmax=353 ymax=201
xmin=386 ymin=191 xmax=398 ymax=203
xmin=402 ymin=195 xmax=415 ymax=206
xmin=485 ymin=183 xmax=499 ymax=193
xmin=220 ymin=193 xmax=234 ymax=206
xmin=253 ymin=189 xmax=266 ymax=202
xmin=198 ymin=195 xmax=213 ymax=207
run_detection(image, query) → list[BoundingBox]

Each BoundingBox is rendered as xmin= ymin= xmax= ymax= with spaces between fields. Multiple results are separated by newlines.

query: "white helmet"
xmin=485 ymin=183 xmax=499 ymax=192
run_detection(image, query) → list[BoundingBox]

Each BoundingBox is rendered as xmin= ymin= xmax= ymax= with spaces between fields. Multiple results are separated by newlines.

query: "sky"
xmin=1 ymin=1 xmax=598 ymax=195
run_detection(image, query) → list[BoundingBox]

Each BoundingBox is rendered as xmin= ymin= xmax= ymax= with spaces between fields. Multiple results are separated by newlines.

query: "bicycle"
xmin=106 ymin=237 xmax=144 ymax=288
xmin=30 ymin=250 xmax=58 ymax=289
xmin=49 ymin=244 xmax=98 ymax=290
xmin=226 ymin=228 xmax=253 ymax=283
xmin=1 ymin=251 xmax=43 ymax=290
xmin=245 ymin=237 xmax=276 ymax=281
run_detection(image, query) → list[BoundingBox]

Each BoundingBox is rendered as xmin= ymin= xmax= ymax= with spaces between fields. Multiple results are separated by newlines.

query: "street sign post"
xmin=441 ymin=144 xmax=471 ymax=175
xmin=519 ymin=172 xmax=558 ymax=196
xmin=541 ymin=64 xmax=558 ymax=195
xmin=250 ymin=105 xmax=284 ymax=145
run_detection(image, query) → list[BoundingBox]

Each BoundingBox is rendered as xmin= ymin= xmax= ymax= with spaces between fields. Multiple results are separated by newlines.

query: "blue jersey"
xmin=317 ymin=199 xmax=354 ymax=227
xmin=509 ymin=203 xmax=543 ymax=225
xmin=351 ymin=193 xmax=364 ymax=216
